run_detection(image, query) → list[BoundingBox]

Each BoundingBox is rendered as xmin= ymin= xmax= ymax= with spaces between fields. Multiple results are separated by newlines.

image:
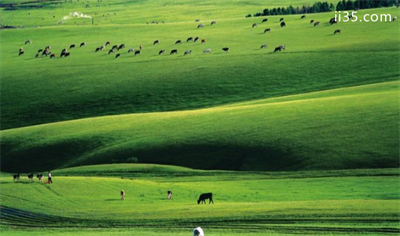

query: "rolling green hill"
xmin=0 ymin=1 xmax=399 ymax=172
xmin=1 ymin=81 xmax=399 ymax=172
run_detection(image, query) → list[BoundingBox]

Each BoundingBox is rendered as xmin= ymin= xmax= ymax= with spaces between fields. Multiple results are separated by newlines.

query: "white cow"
xmin=193 ymin=227 xmax=204 ymax=236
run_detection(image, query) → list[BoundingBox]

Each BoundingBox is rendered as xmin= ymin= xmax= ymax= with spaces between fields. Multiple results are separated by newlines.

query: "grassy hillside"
xmin=1 ymin=166 xmax=399 ymax=235
xmin=0 ymin=7 xmax=399 ymax=129
xmin=1 ymin=81 xmax=399 ymax=172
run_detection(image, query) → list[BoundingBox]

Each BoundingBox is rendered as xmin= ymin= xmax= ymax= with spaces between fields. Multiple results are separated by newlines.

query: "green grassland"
xmin=1 ymin=0 xmax=400 ymax=235
xmin=1 ymin=165 xmax=399 ymax=235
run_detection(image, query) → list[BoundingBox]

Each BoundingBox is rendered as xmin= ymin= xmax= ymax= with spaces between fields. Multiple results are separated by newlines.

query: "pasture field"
xmin=1 ymin=0 xmax=400 ymax=235
xmin=1 ymin=165 xmax=400 ymax=235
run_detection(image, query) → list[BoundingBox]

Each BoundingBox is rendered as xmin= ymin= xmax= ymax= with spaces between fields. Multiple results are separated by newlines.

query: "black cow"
xmin=197 ymin=24 xmax=204 ymax=28
xmin=64 ymin=52 xmax=70 ymax=57
xmin=25 ymin=39 xmax=32 ymax=44
xmin=280 ymin=22 xmax=286 ymax=27
xmin=69 ymin=44 xmax=76 ymax=49
xmin=211 ymin=20 xmax=217 ymax=25
xmin=314 ymin=22 xmax=320 ymax=26
xmin=50 ymin=53 xmax=56 ymax=58
xmin=105 ymin=41 xmax=111 ymax=46
xmin=80 ymin=42 xmax=86 ymax=47
xmin=112 ymin=45 xmax=118 ymax=50
xmin=197 ymin=193 xmax=214 ymax=204
xmin=274 ymin=45 xmax=285 ymax=52
xmin=301 ymin=15 xmax=306 ymax=19
xmin=187 ymin=37 xmax=193 ymax=42
xmin=37 ymin=174 xmax=43 ymax=182
xmin=184 ymin=50 xmax=192 ymax=55
xmin=264 ymin=28 xmax=271 ymax=33
xmin=194 ymin=37 xmax=199 ymax=42
xmin=153 ymin=40 xmax=160 ymax=45
xmin=260 ymin=44 xmax=267 ymax=49
xmin=35 ymin=53 xmax=39 ymax=58
xmin=222 ymin=47 xmax=229 ymax=52
xmin=252 ymin=23 xmax=258 ymax=28
xmin=175 ymin=40 xmax=182 ymax=45
xmin=280 ymin=18 xmax=284 ymax=22
xmin=28 ymin=173 xmax=34 ymax=182
xmin=310 ymin=20 xmax=315 ymax=24
xmin=329 ymin=17 xmax=337 ymax=25
xmin=18 ymin=51 xmax=24 ymax=56
xmin=108 ymin=49 xmax=115 ymax=55
xmin=38 ymin=49 xmax=43 ymax=53
xmin=159 ymin=49 xmax=166 ymax=55
xmin=95 ymin=47 xmax=100 ymax=52
xmin=170 ymin=49 xmax=178 ymax=55
xmin=118 ymin=44 xmax=125 ymax=50
xmin=115 ymin=53 xmax=121 ymax=58
xmin=13 ymin=174 xmax=20 ymax=182
xmin=262 ymin=18 xmax=268 ymax=23
xmin=134 ymin=50 xmax=141 ymax=56
xmin=334 ymin=29 xmax=341 ymax=34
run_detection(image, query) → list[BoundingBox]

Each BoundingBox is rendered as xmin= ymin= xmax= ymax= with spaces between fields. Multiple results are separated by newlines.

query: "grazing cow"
xmin=167 ymin=190 xmax=173 ymax=200
xmin=28 ymin=174 xmax=34 ymax=182
xmin=170 ymin=49 xmax=178 ymax=55
xmin=193 ymin=227 xmax=204 ymax=236
xmin=260 ymin=44 xmax=267 ymax=49
xmin=45 ymin=46 xmax=51 ymax=50
xmin=314 ymin=22 xmax=320 ymax=27
xmin=222 ymin=47 xmax=229 ymax=52
xmin=211 ymin=21 xmax=217 ymax=25
xmin=80 ymin=42 xmax=86 ymax=47
xmin=310 ymin=20 xmax=315 ymax=24
xmin=118 ymin=44 xmax=125 ymax=50
xmin=25 ymin=39 xmax=32 ymax=44
xmin=64 ymin=52 xmax=70 ymax=57
xmin=252 ymin=23 xmax=258 ymax=28
xmin=197 ymin=193 xmax=214 ymax=204
xmin=393 ymin=16 xmax=397 ymax=22
xmin=153 ymin=40 xmax=160 ymax=45
xmin=105 ymin=41 xmax=111 ymax=46
xmin=115 ymin=53 xmax=121 ymax=58
xmin=334 ymin=29 xmax=341 ymax=34
xmin=175 ymin=40 xmax=182 ymax=44
xmin=37 ymin=174 xmax=43 ymax=182
xmin=108 ymin=49 xmax=115 ymax=54
xmin=128 ymin=48 xmax=134 ymax=53
xmin=95 ymin=47 xmax=100 ymax=52
xmin=262 ymin=18 xmax=268 ymax=23
xmin=203 ymin=48 xmax=212 ymax=53
xmin=35 ymin=53 xmax=39 ymax=58
xmin=201 ymin=39 xmax=206 ymax=44
xmin=197 ymin=24 xmax=204 ymax=28
xmin=19 ymin=47 xmax=23 ymax=53
xmin=329 ymin=17 xmax=337 ymax=25
xmin=134 ymin=50 xmax=141 ymax=56
xmin=194 ymin=37 xmax=199 ymax=42
xmin=184 ymin=50 xmax=192 ymax=55
xmin=280 ymin=18 xmax=284 ymax=22
xmin=112 ymin=45 xmax=118 ymax=50
xmin=69 ymin=44 xmax=76 ymax=49
xmin=187 ymin=37 xmax=193 ymax=42
xmin=13 ymin=174 xmax=20 ymax=182
xmin=280 ymin=22 xmax=286 ymax=27
xmin=38 ymin=49 xmax=43 ymax=53
xmin=121 ymin=190 xmax=125 ymax=200
xmin=42 ymin=49 xmax=49 ymax=56
xmin=274 ymin=45 xmax=285 ymax=52
xmin=159 ymin=49 xmax=166 ymax=55
xmin=264 ymin=28 xmax=271 ymax=33
xmin=301 ymin=15 xmax=306 ymax=19
xmin=18 ymin=51 xmax=24 ymax=56
xmin=50 ymin=53 xmax=56 ymax=58
xmin=195 ymin=19 xmax=200 ymax=22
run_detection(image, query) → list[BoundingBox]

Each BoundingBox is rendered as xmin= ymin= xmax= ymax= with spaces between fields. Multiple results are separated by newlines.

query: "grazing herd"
xmin=13 ymin=173 xmax=44 ymax=183
xmin=17 ymin=13 xmax=397 ymax=59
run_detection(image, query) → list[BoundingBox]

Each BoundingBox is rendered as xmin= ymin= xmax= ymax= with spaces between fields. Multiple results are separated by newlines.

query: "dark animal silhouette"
xmin=260 ymin=44 xmax=267 ymax=49
xmin=108 ymin=49 xmax=115 ymax=55
xmin=175 ymin=40 xmax=182 ymax=44
xmin=80 ymin=42 xmax=86 ymax=47
xmin=153 ymin=40 xmax=160 ymax=45
xmin=280 ymin=18 xmax=284 ymax=22
xmin=159 ymin=49 xmax=166 ymax=55
xmin=115 ymin=53 xmax=121 ymax=58
xmin=105 ymin=41 xmax=111 ymax=46
xmin=274 ymin=45 xmax=285 ymax=52
xmin=310 ymin=20 xmax=315 ymax=24
xmin=252 ymin=23 xmax=258 ymax=28
xmin=184 ymin=50 xmax=192 ymax=55
xmin=95 ymin=47 xmax=100 ymax=52
xmin=264 ymin=28 xmax=271 ymax=33
xmin=13 ymin=174 xmax=20 ymax=182
xmin=301 ymin=15 xmax=306 ymax=19
xmin=69 ymin=44 xmax=75 ymax=49
xmin=194 ymin=37 xmax=199 ymax=42
xmin=18 ymin=51 xmax=24 ymax=56
xmin=280 ymin=22 xmax=286 ymax=27
xmin=170 ymin=49 xmax=178 ymax=54
xmin=329 ymin=17 xmax=337 ymax=25
xmin=134 ymin=50 xmax=141 ymax=56
xmin=35 ymin=53 xmax=39 ymax=58
xmin=38 ymin=49 xmax=43 ymax=53
xmin=197 ymin=24 xmax=204 ymax=28
xmin=222 ymin=47 xmax=229 ymax=52
xmin=197 ymin=193 xmax=214 ymax=204
xmin=334 ymin=29 xmax=342 ymax=34
xmin=314 ymin=22 xmax=320 ymax=26
xmin=50 ymin=53 xmax=56 ymax=58
xmin=187 ymin=37 xmax=193 ymax=42
xmin=262 ymin=18 xmax=268 ymax=23
xmin=25 ymin=39 xmax=32 ymax=44
xmin=211 ymin=21 xmax=217 ymax=25
xmin=28 ymin=173 xmax=34 ymax=182
xmin=201 ymin=39 xmax=206 ymax=43
xmin=37 ymin=174 xmax=43 ymax=182
xmin=118 ymin=44 xmax=125 ymax=50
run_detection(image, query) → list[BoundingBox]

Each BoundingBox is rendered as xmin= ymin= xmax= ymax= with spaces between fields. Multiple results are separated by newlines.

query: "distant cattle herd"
xmin=16 ymin=13 xmax=392 ymax=60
